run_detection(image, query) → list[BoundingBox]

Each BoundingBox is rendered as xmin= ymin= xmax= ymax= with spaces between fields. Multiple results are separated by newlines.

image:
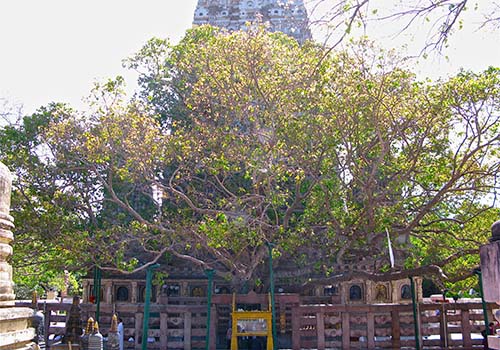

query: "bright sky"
xmin=0 ymin=0 xmax=198 ymax=115
xmin=0 ymin=0 xmax=499 ymax=116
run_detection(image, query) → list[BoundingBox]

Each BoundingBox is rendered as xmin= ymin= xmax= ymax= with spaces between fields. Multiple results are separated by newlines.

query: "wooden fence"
xmin=291 ymin=302 xmax=494 ymax=349
xmin=22 ymin=299 xmax=213 ymax=350
xmin=20 ymin=297 xmax=497 ymax=350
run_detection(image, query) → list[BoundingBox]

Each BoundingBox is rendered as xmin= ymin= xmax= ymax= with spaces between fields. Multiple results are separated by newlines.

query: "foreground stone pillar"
xmin=0 ymin=162 xmax=35 ymax=350
xmin=480 ymin=220 xmax=500 ymax=350
xmin=0 ymin=162 xmax=15 ymax=305
xmin=480 ymin=220 xmax=500 ymax=303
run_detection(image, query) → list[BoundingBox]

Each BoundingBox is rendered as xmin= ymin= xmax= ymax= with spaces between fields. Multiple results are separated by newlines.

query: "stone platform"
xmin=0 ymin=308 xmax=35 ymax=350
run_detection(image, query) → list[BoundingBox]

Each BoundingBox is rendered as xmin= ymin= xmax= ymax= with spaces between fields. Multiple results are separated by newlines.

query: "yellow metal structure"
xmin=230 ymin=293 xmax=274 ymax=350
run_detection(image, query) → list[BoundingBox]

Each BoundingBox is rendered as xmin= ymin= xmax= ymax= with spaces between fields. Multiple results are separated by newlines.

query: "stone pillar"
xmin=480 ymin=220 xmax=500 ymax=302
xmin=0 ymin=162 xmax=14 ymax=306
xmin=480 ymin=220 xmax=500 ymax=349
xmin=0 ymin=161 xmax=35 ymax=350
xmin=104 ymin=282 xmax=113 ymax=304
xmin=181 ymin=281 xmax=189 ymax=297
xmin=131 ymin=282 xmax=137 ymax=303
xmin=82 ymin=280 xmax=90 ymax=303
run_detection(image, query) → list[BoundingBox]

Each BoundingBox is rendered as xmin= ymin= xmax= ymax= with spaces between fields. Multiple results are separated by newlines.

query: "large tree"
xmin=26 ymin=26 xmax=500 ymax=291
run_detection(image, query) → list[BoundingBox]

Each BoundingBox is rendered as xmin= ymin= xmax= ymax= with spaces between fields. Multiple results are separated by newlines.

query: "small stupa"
xmin=106 ymin=315 xmax=119 ymax=350
xmin=87 ymin=321 xmax=103 ymax=350
xmin=80 ymin=317 xmax=95 ymax=350
xmin=0 ymin=161 xmax=35 ymax=350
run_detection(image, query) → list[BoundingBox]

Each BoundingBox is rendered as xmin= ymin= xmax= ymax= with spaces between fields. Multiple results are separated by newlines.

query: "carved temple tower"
xmin=193 ymin=0 xmax=312 ymax=43
xmin=0 ymin=162 xmax=34 ymax=350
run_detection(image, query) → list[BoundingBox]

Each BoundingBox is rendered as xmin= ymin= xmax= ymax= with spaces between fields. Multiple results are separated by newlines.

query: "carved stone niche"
xmin=372 ymin=283 xmax=390 ymax=303
xmin=346 ymin=282 xmax=365 ymax=304
xmin=392 ymin=280 xmax=415 ymax=304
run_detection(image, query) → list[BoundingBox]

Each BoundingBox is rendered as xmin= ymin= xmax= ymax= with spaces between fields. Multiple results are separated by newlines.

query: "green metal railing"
xmin=142 ymin=263 xmax=160 ymax=350
xmin=266 ymin=242 xmax=277 ymax=350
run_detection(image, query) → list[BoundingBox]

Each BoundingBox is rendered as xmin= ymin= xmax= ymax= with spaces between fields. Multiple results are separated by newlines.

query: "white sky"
xmin=0 ymin=0 xmax=198 ymax=115
xmin=0 ymin=0 xmax=499 ymax=116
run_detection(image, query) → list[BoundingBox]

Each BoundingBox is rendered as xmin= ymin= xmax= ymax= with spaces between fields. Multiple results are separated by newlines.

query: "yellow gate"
xmin=230 ymin=293 xmax=273 ymax=350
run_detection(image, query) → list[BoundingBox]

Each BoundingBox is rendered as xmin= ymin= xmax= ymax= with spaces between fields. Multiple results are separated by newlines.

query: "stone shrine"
xmin=193 ymin=0 xmax=312 ymax=43
xmin=0 ymin=162 xmax=34 ymax=350
xmin=63 ymin=296 xmax=83 ymax=345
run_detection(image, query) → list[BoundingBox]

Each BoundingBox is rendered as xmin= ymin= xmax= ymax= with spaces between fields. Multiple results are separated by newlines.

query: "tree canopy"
xmin=2 ymin=25 xmax=499 ymax=292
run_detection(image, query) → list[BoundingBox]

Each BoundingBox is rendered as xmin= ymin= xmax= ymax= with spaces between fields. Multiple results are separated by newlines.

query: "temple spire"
xmin=193 ymin=0 xmax=312 ymax=43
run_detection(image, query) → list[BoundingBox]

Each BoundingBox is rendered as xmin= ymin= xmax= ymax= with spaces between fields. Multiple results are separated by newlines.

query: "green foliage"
xmin=0 ymin=104 xmax=94 ymax=294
